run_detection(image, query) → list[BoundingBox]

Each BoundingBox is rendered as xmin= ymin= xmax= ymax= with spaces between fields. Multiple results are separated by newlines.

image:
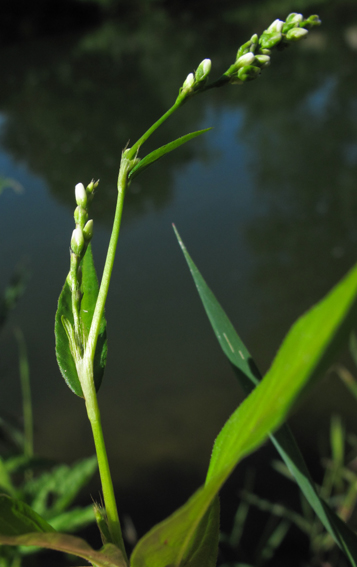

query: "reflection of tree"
xmin=0 ymin=14 xmax=226 ymax=226
xmin=238 ymin=14 xmax=357 ymax=360
xmin=0 ymin=1 xmax=332 ymax=228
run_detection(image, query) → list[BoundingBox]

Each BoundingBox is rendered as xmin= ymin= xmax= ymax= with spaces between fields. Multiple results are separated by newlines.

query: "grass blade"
xmin=174 ymin=225 xmax=357 ymax=566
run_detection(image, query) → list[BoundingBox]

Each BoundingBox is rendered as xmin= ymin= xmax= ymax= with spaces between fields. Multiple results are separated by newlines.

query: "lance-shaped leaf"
xmin=128 ymin=128 xmax=212 ymax=181
xmin=55 ymin=245 xmax=107 ymax=397
xmin=131 ymin=235 xmax=357 ymax=567
xmin=173 ymin=226 xmax=357 ymax=566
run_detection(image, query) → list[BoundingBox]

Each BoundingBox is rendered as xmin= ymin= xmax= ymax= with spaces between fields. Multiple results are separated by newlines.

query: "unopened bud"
xmin=237 ymin=65 xmax=261 ymax=82
xmin=236 ymin=34 xmax=258 ymax=59
xmin=255 ymin=54 xmax=270 ymax=67
xmin=267 ymin=19 xmax=284 ymax=34
xmin=286 ymin=27 xmax=308 ymax=41
xmin=75 ymin=183 xmax=87 ymax=208
xmin=71 ymin=227 xmax=85 ymax=255
xmin=183 ymin=73 xmax=195 ymax=90
xmin=250 ymin=34 xmax=259 ymax=51
xmin=303 ymin=15 xmax=321 ymax=29
xmin=83 ymin=219 xmax=94 ymax=242
xmin=259 ymin=31 xmax=282 ymax=49
xmin=195 ymin=58 xmax=211 ymax=82
xmin=285 ymin=13 xmax=303 ymax=25
xmin=236 ymin=52 xmax=255 ymax=68
xmin=86 ymin=179 xmax=99 ymax=194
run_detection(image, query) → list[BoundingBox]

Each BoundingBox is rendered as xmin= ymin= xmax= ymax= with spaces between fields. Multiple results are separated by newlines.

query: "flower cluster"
xmin=68 ymin=180 xmax=98 ymax=304
xmin=70 ymin=181 xmax=97 ymax=257
xmin=226 ymin=12 xmax=321 ymax=84
xmin=180 ymin=58 xmax=212 ymax=97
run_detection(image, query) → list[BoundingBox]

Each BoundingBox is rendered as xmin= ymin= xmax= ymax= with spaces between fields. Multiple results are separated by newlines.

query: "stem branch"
xmin=127 ymin=97 xmax=184 ymax=159
xmin=86 ymin=162 xmax=128 ymax=363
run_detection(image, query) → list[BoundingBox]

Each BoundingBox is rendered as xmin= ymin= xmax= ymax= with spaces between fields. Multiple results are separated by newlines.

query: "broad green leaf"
xmin=174 ymin=226 xmax=357 ymax=566
xmin=0 ymin=494 xmax=55 ymax=535
xmin=204 ymin=271 xmax=357 ymax=483
xmin=0 ymin=531 xmax=126 ymax=567
xmin=131 ymin=485 xmax=219 ymax=567
xmin=181 ymin=496 xmax=220 ymax=567
xmin=128 ymin=128 xmax=212 ymax=181
xmin=55 ymin=244 xmax=107 ymax=397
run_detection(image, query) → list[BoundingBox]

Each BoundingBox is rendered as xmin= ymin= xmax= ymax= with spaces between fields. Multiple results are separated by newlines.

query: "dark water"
xmin=1 ymin=0 xmax=357 ymax=542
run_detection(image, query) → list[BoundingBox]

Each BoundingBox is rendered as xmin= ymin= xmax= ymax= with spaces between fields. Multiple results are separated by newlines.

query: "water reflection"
xmin=0 ymin=3 xmax=357 ymax=531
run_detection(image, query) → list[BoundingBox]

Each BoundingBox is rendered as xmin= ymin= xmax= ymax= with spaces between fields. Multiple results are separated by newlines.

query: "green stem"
xmin=86 ymin=161 xmax=128 ymax=363
xmin=81 ymin=359 xmax=128 ymax=563
xmin=126 ymin=80 xmax=228 ymax=163
xmin=127 ymin=96 xmax=185 ymax=159
xmin=80 ymin=156 xmax=131 ymax=561
xmin=14 ymin=328 xmax=33 ymax=459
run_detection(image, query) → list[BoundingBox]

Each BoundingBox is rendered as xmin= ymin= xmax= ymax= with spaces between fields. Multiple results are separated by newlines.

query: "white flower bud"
xmin=201 ymin=58 xmax=211 ymax=76
xmin=286 ymin=27 xmax=308 ymax=41
xmin=195 ymin=59 xmax=211 ymax=83
xmin=71 ymin=227 xmax=85 ymax=255
xmin=255 ymin=54 xmax=271 ymax=67
xmin=83 ymin=219 xmax=94 ymax=241
xmin=236 ymin=52 xmax=255 ymax=68
xmin=267 ymin=19 xmax=284 ymax=34
xmin=75 ymin=183 xmax=87 ymax=208
xmin=86 ymin=179 xmax=99 ymax=194
xmin=183 ymin=72 xmax=195 ymax=89
xmin=286 ymin=13 xmax=303 ymax=25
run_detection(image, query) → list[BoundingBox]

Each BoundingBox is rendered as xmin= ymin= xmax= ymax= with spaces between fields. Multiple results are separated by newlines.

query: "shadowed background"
xmin=0 ymin=0 xmax=357 ymax=563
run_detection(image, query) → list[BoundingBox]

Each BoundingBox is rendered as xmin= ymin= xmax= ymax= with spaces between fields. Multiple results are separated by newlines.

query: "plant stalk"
xmin=86 ymin=160 xmax=129 ymax=363
xmin=81 ymin=358 xmax=128 ymax=563
xmin=14 ymin=328 xmax=33 ymax=459
xmin=81 ymin=156 xmax=131 ymax=562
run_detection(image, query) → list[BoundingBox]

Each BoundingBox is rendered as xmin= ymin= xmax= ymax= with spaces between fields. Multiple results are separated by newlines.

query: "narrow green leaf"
xmin=0 ymin=494 xmax=55 ymax=536
xmin=349 ymin=332 xmax=357 ymax=369
xmin=0 ymin=415 xmax=24 ymax=451
xmin=335 ymin=364 xmax=357 ymax=401
xmin=174 ymin=226 xmax=357 ymax=566
xmin=132 ymin=246 xmax=357 ymax=567
xmin=55 ymin=244 xmax=107 ymax=397
xmin=128 ymin=128 xmax=212 ymax=181
xmin=0 ymin=530 xmax=126 ymax=567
